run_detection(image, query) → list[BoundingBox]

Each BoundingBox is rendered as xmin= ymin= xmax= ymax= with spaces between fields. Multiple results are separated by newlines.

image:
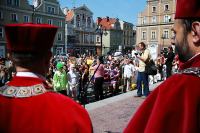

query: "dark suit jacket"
xmin=165 ymin=51 xmax=175 ymax=67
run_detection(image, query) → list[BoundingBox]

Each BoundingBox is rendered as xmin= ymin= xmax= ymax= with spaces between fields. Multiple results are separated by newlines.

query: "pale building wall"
xmin=136 ymin=0 xmax=176 ymax=59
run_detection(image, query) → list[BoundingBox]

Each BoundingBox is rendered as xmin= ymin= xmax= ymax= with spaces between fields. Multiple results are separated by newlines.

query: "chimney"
xmin=97 ymin=17 xmax=102 ymax=25
xmin=106 ymin=16 xmax=109 ymax=22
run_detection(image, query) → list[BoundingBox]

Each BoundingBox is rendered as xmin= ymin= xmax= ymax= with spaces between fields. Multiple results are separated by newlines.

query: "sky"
xmin=29 ymin=0 xmax=147 ymax=25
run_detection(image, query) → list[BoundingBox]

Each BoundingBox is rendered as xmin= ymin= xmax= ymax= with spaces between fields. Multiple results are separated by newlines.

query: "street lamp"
xmin=32 ymin=5 xmax=36 ymax=23
xmin=161 ymin=34 xmax=166 ymax=53
xmin=96 ymin=25 xmax=108 ymax=55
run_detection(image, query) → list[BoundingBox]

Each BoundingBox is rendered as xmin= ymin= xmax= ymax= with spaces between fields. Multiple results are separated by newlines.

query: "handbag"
xmin=145 ymin=58 xmax=157 ymax=75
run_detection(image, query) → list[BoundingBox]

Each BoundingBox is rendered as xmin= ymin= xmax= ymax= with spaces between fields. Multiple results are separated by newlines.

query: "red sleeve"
xmin=124 ymin=74 xmax=200 ymax=133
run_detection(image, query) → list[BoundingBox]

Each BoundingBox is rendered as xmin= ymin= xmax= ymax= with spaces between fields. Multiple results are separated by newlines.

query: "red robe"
xmin=124 ymin=54 xmax=200 ymax=133
xmin=0 ymin=76 xmax=93 ymax=133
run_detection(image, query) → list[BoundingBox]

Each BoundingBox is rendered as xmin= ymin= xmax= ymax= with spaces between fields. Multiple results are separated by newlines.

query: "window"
xmin=23 ymin=15 xmax=29 ymax=23
xmin=82 ymin=14 xmax=86 ymax=26
xmin=14 ymin=0 xmax=19 ymax=6
xmin=152 ymin=16 xmax=157 ymax=23
xmin=164 ymin=15 xmax=171 ymax=23
xmin=164 ymin=4 xmax=169 ymax=11
xmin=47 ymin=19 xmax=53 ymax=25
xmin=7 ymin=0 xmax=12 ymax=5
xmin=90 ymin=35 xmax=94 ymax=43
xmin=152 ymin=6 xmax=156 ymax=12
xmin=51 ymin=7 xmax=55 ymax=14
xmin=36 ymin=17 xmax=42 ymax=24
xmin=11 ymin=13 xmax=18 ymax=22
xmin=97 ymin=36 xmax=100 ymax=42
xmin=0 ymin=27 xmax=3 ymax=38
xmin=151 ymin=31 xmax=156 ymax=39
xmin=77 ymin=21 xmax=80 ymax=27
xmin=47 ymin=7 xmax=51 ymax=13
xmin=87 ymin=17 xmax=91 ymax=27
xmin=76 ymin=15 xmax=80 ymax=21
xmin=0 ymin=11 xmax=3 ymax=20
xmin=58 ymin=21 xmax=62 ymax=27
xmin=163 ymin=30 xmax=169 ymax=39
xmin=84 ymin=34 xmax=89 ymax=43
xmin=142 ymin=31 xmax=146 ymax=40
xmin=76 ymin=33 xmax=80 ymax=43
xmin=142 ymin=17 xmax=146 ymax=24
xmin=7 ymin=0 xmax=19 ymax=6
xmin=47 ymin=6 xmax=55 ymax=14
xmin=76 ymin=15 xmax=80 ymax=27
xmin=57 ymin=33 xmax=62 ymax=41
xmin=82 ymin=14 xmax=85 ymax=21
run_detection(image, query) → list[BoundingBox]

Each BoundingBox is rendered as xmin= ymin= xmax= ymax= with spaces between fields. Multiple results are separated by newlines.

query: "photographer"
xmin=134 ymin=42 xmax=150 ymax=98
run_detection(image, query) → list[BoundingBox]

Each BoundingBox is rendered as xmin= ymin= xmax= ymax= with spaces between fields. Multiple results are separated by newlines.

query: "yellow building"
xmin=136 ymin=0 xmax=176 ymax=59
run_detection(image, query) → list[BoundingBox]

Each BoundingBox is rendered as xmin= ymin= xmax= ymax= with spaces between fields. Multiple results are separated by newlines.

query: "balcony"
xmin=137 ymin=21 xmax=174 ymax=27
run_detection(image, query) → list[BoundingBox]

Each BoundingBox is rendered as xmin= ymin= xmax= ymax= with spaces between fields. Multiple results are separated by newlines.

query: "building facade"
xmin=119 ymin=20 xmax=136 ymax=52
xmin=136 ymin=0 xmax=176 ymax=59
xmin=33 ymin=0 xmax=65 ymax=55
xmin=96 ymin=17 xmax=123 ymax=55
xmin=0 ymin=0 xmax=65 ymax=57
xmin=0 ymin=0 xmax=33 ymax=57
xmin=64 ymin=5 xmax=96 ymax=56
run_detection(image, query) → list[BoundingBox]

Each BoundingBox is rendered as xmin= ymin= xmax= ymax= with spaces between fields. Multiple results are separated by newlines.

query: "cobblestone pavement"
xmin=86 ymin=82 xmax=161 ymax=133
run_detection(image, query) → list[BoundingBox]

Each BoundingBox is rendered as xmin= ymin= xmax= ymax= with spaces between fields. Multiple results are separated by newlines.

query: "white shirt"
xmin=67 ymin=71 xmax=79 ymax=85
xmin=16 ymin=72 xmax=46 ymax=80
xmin=124 ymin=64 xmax=135 ymax=78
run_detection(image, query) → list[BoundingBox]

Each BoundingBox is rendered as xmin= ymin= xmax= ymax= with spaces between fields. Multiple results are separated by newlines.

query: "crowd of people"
xmin=0 ymin=57 xmax=15 ymax=87
xmin=0 ymin=43 xmax=178 ymax=103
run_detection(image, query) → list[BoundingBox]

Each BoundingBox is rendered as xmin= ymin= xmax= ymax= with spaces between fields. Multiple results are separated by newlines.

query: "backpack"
xmin=144 ymin=53 xmax=157 ymax=75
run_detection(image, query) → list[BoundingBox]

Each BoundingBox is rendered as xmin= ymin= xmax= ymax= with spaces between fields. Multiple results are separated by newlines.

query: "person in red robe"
xmin=124 ymin=0 xmax=200 ymax=132
xmin=0 ymin=23 xmax=93 ymax=133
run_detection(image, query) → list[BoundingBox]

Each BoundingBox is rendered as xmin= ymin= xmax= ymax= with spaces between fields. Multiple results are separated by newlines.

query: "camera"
xmin=134 ymin=53 xmax=138 ymax=56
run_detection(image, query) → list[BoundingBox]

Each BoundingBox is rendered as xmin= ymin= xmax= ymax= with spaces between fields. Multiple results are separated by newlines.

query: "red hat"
xmin=4 ymin=23 xmax=58 ymax=53
xmin=175 ymin=0 xmax=200 ymax=19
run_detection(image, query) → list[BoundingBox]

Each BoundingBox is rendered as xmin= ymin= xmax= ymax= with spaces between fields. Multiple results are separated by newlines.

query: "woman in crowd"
xmin=91 ymin=56 xmax=104 ymax=101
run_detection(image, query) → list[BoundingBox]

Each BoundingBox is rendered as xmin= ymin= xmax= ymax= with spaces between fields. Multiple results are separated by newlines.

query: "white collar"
xmin=16 ymin=72 xmax=46 ymax=81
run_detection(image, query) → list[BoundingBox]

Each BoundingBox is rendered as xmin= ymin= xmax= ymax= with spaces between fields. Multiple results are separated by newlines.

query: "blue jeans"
xmin=136 ymin=72 xmax=149 ymax=96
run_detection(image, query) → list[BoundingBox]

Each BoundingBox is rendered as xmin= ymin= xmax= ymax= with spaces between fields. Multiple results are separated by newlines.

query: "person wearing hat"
xmin=53 ymin=62 xmax=68 ymax=95
xmin=0 ymin=23 xmax=93 ymax=133
xmin=124 ymin=0 xmax=200 ymax=132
